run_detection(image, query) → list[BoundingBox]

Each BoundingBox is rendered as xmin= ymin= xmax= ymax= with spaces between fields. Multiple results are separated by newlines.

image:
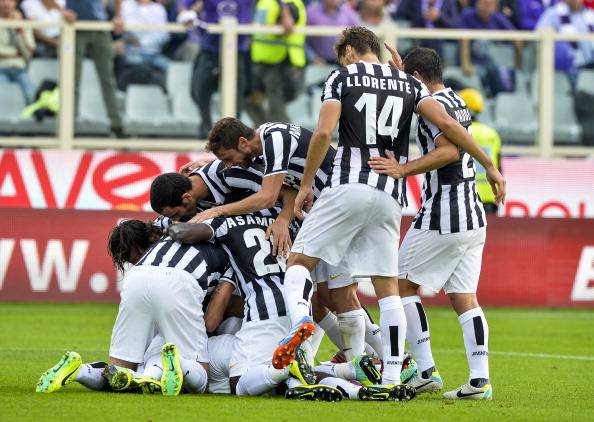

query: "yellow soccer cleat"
xmin=36 ymin=351 xmax=82 ymax=393
xmin=285 ymin=384 xmax=343 ymax=402
xmin=161 ymin=343 xmax=183 ymax=396
xmin=288 ymin=347 xmax=316 ymax=386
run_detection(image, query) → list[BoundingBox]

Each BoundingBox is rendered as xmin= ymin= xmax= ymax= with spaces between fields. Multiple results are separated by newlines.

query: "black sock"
xmin=469 ymin=377 xmax=489 ymax=388
xmin=421 ymin=366 xmax=436 ymax=379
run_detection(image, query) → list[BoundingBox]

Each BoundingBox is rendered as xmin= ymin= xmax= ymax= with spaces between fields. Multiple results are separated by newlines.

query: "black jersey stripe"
xmin=262 ymin=276 xmax=287 ymax=317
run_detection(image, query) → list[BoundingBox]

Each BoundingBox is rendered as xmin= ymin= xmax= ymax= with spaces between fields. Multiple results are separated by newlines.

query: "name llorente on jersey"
xmin=224 ymin=214 xmax=277 ymax=229
xmin=345 ymin=75 xmax=412 ymax=93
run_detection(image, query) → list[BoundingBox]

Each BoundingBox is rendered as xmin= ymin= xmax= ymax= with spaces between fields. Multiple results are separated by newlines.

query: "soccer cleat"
xmin=272 ymin=316 xmax=315 ymax=369
xmin=161 ymin=343 xmax=183 ymax=397
xmin=129 ymin=377 xmax=163 ymax=394
xmin=362 ymin=384 xmax=417 ymax=401
xmin=285 ymin=384 xmax=343 ymax=402
xmin=330 ymin=351 xmax=347 ymax=364
xmin=36 ymin=351 xmax=82 ymax=393
xmin=400 ymin=352 xmax=418 ymax=384
xmin=443 ymin=382 xmax=493 ymax=400
xmin=407 ymin=369 xmax=443 ymax=393
xmin=353 ymin=355 xmax=382 ymax=386
xmin=288 ymin=347 xmax=317 ymax=385
xmin=102 ymin=364 xmax=133 ymax=391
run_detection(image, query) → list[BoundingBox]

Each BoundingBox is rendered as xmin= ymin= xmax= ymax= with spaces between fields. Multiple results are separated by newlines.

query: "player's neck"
xmin=252 ymin=130 xmax=263 ymax=156
xmin=426 ymin=81 xmax=446 ymax=94
xmin=356 ymin=53 xmax=380 ymax=64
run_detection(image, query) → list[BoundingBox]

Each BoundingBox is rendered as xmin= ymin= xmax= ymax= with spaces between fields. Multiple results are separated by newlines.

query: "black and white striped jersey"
xmin=257 ymin=122 xmax=336 ymax=198
xmin=413 ymin=88 xmax=486 ymax=234
xmin=135 ymin=237 xmax=230 ymax=294
xmin=323 ymin=61 xmax=431 ymax=206
xmin=205 ymin=207 xmax=299 ymax=322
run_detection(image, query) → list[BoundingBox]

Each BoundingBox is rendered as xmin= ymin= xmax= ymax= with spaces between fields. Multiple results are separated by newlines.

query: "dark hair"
xmin=108 ymin=220 xmax=163 ymax=272
xmin=207 ymin=117 xmax=254 ymax=154
xmin=335 ymin=26 xmax=381 ymax=61
xmin=402 ymin=47 xmax=443 ymax=84
xmin=150 ymin=172 xmax=192 ymax=214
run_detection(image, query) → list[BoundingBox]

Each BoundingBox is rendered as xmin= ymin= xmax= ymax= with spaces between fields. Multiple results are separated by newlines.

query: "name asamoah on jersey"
xmin=224 ymin=214 xmax=278 ymax=229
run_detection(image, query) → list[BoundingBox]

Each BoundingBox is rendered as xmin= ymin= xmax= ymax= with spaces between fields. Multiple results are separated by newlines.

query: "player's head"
xmin=108 ymin=220 xmax=163 ymax=271
xmin=335 ymin=26 xmax=381 ymax=67
xmin=402 ymin=47 xmax=443 ymax=86
xmin=150 ymin=173 xmax=197 ymax=221
xmin=459 ymin=88 xmax=484 ymax=118
xmin=207 ymin=117 xmax=257 ymax=167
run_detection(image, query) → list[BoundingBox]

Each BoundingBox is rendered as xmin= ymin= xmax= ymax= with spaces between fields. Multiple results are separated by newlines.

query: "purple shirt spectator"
xmin=307 ymin=0 xmax=359 ymax=62
xmin=395 ymin=0 xmax=460 ymax=28
xmin=459 ymin=6 xmax=516 ymax=29
xmin=519 ymin=0 xmax=552 ymax=30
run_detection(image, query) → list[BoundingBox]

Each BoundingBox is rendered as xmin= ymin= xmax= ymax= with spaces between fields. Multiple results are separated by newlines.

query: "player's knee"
xmin=287 ymin=252 xmax=317 ymax=271
xmin=398 ymin=278 xmax=420 ymax=297
xmin=448 ymin=293 xmax=479 ymax=315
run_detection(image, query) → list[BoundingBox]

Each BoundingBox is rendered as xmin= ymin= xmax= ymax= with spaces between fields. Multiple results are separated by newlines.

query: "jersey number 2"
xmin=243 ymin=228 xmax=287 ymax=276
xmin=354 ymin=93 xmax=403 ymax=145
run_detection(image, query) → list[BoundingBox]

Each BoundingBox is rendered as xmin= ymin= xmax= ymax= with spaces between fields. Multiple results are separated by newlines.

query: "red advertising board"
xmin=0 ymin=209 xmax=593 ymax=307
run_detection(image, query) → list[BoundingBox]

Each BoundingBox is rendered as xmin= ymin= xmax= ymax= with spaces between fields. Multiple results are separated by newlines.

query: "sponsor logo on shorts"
xmin=328 ymin=274 xmax=343 ymax=281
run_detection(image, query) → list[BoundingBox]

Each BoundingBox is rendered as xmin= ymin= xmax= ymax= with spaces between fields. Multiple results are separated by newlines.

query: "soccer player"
xmin=279 ymin=26 xmax=505 ymax=386
xmin=369 ymin=47 xmax=494 ymax=400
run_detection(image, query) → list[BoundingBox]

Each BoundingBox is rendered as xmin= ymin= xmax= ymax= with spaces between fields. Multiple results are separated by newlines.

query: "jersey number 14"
xmin=355 ymin=93 xmax=403 ymax=145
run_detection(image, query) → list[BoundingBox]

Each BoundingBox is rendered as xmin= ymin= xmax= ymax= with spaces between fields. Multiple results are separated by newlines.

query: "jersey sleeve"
xmin=412 ymin=77 xmax=432 ymax=111
xmin=262 ymin=130 xmax=292 ymax=176
xmin=321 ymin=70 xmax=344 ymax=103
xmin=421 ymin=101 xmax=450 ymax=141
xmin=219 ymin=266 xmax=238 ymax=290
xmin=194 ymin=160 xmax=229 ymax=205
xmin=204 ymin=216 xmax=229 ymax=240
xmin=153 ymin=215 xmax=172 ymax=230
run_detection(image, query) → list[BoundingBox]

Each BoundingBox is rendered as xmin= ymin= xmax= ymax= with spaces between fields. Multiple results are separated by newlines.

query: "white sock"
xmin=378 ymin=295 xmax=406 ymax=385
xmin=319 ymin=376 xmax=362 ymax=400
xmin=337 ymin=309 xmax=366 ymax=360
xmin=180 ymin=358 xmax=208 ymax=393
xmin=310 ymin=323 xmax=325 ymax=357
xmin=459 ymin=307 xmax=490 ymax=381
xmin=362 ymin=307 xmax=383 ymax=358
xmin=74 ymin=362 xmax=107 ymax=391
xmin=236 ymin=365 xmax=289 ymax=396
xmin=314 ymin=362 xmax=356 ymax=380
xmin=299 ymin=338 xmax=316 ymax=368
xmin=141 ymin=353 xmax=163 ymax=380
xmin=284 ymin=265 xmax=314 ymax=326
xmin=402 ymin=296 xmax=436 ymax=374
xmin=285 ymin=377 xmax=302 ymax=388
xmin=318 ymin=312 xmax=344 ymax=350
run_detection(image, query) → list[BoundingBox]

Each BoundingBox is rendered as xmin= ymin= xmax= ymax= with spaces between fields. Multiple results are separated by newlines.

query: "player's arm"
xmin=369 ymin=135 xmax=460 ymax=178
xmin=204 ymin=280 xmax=235 ymax=333
xmin=166 ymin=222 xmax=215 ymax=243
xmin=265 ymin=186 xmax=297 ymax=257
xmin=295 ymin=101 xmax=341 ymax=219
xmin=417 ymin=98 xmax=506 ymax=204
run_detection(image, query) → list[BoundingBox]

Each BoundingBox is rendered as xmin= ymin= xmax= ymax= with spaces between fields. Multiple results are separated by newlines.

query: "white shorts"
xmin=399 ymin=226 xmax=486 ymax=294
xmin=313 ymin=260 xmax=353 ymax=290
xmin=228 ymin=316 xmax=291 ymax=378
xmin=207 ymin=334 xmax=236 ymax=394
xmin=292 ymin=184 xmax=402 ymax=277
xmin=109 ymin=266 xmax=209 ymax=364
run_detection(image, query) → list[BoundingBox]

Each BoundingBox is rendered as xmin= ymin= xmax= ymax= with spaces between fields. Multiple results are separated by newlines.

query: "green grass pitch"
xmin=0 ymin=303 xmax=592 ymax=421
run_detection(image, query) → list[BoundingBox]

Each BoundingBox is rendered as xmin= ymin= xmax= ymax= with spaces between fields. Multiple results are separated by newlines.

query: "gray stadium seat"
xmin=0 ymin=82 xmax=25 ymax=133
xmin=531 ymin=71 xmax=572 ymax=101
xmin=442 ymin=67 xmax=482 ymax=90
xmin=76 ymin=82 xmax=110 ymax=135
xmin=124 ymin=84 xmax=176 ymax=136
xmin=576 ymin=69 xmax=594 ymax=95
xmin=28 ymin=58 xmax=58 ymax=89
xmin=172 ymin=92 xmax=199 ymax=137
xmin=81 ymin=59 xmax=101 ymax=94
xmin=554 ymin=92 xmax=582 ymax=144
xmin=489 ymin=42 xmax=515 ymax=69
xmin=305 ymin=64 xmax=337 ymax=89
xmin=166 ymin=61 xmax=192 ymax=98
xmin=494 ymin=92 xmax=537 ymax=144
xmin=287 ymin=93 xmax=316 ymax=130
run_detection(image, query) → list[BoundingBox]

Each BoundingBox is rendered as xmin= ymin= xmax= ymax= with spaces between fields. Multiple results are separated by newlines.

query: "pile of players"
xmin=36 ymin=26 xmax=503 ymax=402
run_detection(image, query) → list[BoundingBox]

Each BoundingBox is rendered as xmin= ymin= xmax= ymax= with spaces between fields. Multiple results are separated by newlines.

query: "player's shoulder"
xmin=194 ymin=159 xmax=225 ymax=177
xmin=432 ymin=87 xmax=466 ymax=110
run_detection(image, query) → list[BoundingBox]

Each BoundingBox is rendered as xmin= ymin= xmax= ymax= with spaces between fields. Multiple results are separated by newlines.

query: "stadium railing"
xmin=0 ymin=17 xmax=593 ymax=158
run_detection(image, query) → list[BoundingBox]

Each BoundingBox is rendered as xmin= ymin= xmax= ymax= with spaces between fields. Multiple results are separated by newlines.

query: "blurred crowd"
xmin=1 ymin=0 xmax=594 ymax=137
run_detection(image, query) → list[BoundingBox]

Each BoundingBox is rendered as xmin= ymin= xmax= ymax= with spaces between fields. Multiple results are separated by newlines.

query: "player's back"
xmin=323 ymin=61 xmax=430 ymax=205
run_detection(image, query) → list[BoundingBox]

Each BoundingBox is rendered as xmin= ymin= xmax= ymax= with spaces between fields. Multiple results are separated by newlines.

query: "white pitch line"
xmin=435 ymin=348 xmax=594 ymax=361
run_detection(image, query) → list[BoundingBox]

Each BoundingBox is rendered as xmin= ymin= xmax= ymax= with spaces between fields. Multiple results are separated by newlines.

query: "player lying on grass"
xmin=368 ymin=46 xmax=494 ymax=401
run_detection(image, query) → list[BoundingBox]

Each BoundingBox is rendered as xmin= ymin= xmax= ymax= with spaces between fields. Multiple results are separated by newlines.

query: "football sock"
xmin=309 ymin=323 xmax=325 ymax=358
xmin=236 ymin=365 xmax=289 ymax=396
xmin=319 ymin=376 xmax=361 ymax=400
xmin=459 ymin=307 xmax=490 ymax=382
xmin=337 ymin=309 xmax=366 ymax=360
xmin=318 ymin=312 xmax=344 ymax=350
xmin=75 ymin=362 xmax=107 ymax=391
xmin=141 ymin=353 xmax=163 ymax=380
xmin=378 ymin=295 xmax=406 ymax=385
xmin=402 ymin=295 xmax=436 ymax=375
xmin=362 ymin=307 xmax=383 ymax=358
xmin=180 ymin=358 xmax=208 ymax=393
xmin=284 ymin=265 xmax=314 ymax=326
xmin=315 ymin=362 xmax=356 ymax=380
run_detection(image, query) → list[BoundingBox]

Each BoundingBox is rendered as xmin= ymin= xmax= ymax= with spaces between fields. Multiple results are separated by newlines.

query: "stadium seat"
xmin=305 ymin=64 xmax=337 ymax=89
xmin=28 ymin=58 xmax=59 ymax=90
xmin=172 ymin=92 xmax=200 ymax=137
xmin=442 ymin=67 xmax=482 ymax=90
xmin=76 ymin=82 xmax=110 ymax=135
xmin=489 ymin=42 xmax=515 ymax=69
xmin=576 ymin=69 xmax=594 ymax=95
xmin=166 ymin=61 xmax=193 ymax=97
xmin=531 ymin=71 xmax=572 ymax=101
xmin=554 ymin=92 xmax=582 ymax=144
xmin=0 ymin=82 xmax=25 ymax=133
xmin=81 ymin=59 xmax=101 ymax=93
xmin=124 ymin=84 xmax=176 ymax=136
xmin=494 ymin=92 xmax=538 ymax=144
xmin=287 ymin=93 xmax=316 ymax=130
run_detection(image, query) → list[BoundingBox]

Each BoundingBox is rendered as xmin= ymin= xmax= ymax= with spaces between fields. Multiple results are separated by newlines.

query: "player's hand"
xmin=189 ymin=206 xmax=223 ymax=223
xmin=179 ymin=159 xmax=212 ymax=175
xmin=294 ymin=186 xmax=315 ymax=220
xmin=368 ymin=150 xmax=406 ymax=178
xmin=265 ymin=218 xmax=292 ymax=257
xmin=486 ymin=166 xmax=506 ymax=205
xmin=384 ymin=42 xmax=403 ymax=71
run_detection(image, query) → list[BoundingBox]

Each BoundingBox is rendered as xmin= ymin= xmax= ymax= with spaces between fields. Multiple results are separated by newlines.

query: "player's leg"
xmin=361 ymin=305 xmax=383 ymax=358
xmin=330 ymin=283 xmax=366 ymax=360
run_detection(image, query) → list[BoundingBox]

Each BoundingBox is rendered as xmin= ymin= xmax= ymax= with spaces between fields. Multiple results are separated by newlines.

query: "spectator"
xmin=519 ymin=0 xmax=552 ymax=30
xmin=0 ymin=0 xmax=36 ymax=103
xmin=359 ymin=0 xmax=392 ymax=28
xmin=20 ymin=0 xmax=62 ymax=57
xmin=173 ymin=0 xmax=201 ymax=60
xmin=459 ymin=0 xmax=523 ymax=97
xmin=306 ymin=0 xmax=359 ymax=64
xmin=500 ymin=0 xmax=522 ymax=28
xmin=47 ymin=0 xmax=125 ymax=137
xmin=247 ymin=0 xmax=306 ymax=126
xmin=536 ymin=0 xmax=594 ymax=83
xmin=118 ymin=0 xmax=170 ymax=73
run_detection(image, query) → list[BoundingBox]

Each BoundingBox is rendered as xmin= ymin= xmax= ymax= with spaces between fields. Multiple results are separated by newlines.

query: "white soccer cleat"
xmin=443 ymin=382 xmax=493 ymax=400
xmin=407 ymin=369 xmax=444 ymax=393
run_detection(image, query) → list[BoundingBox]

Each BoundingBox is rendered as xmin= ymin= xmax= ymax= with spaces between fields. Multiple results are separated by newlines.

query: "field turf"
xmin=0 ymin=303 xmax=592 ymax=421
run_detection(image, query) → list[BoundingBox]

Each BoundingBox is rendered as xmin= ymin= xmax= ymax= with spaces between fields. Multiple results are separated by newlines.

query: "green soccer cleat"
xmin=285 ymin=384 xmax=343 ymax=402
xmin=102 ymin=364 xmax=133 ymax=392
xmin=288 ymin=347 xmax=317 ymax=385
xmin=129 ymin=377 xmax=163 ymax=394
xmin=36 ymin=351 xmax=82 ymax=393
xmin=353 ymin=355 xmax=382 ymax=386
xmin=401 ymin=352 xmax=418 ymax=384
xmin=161 ymin=343 xmax=183 ymax=397
xmin=361 ymin=384 xmax=417 ymax=401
